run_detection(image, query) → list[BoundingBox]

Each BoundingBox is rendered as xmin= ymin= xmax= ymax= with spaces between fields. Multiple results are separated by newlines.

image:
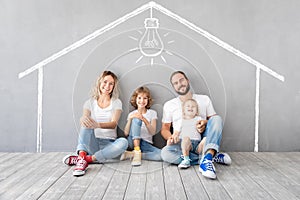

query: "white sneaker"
xmin=199 ymin=158 xmax=216 ymax=179
xmin=131 ymin=150 xmax=142 ymax=166
xmin=178 ymin=158 xmax=191 ymax=169
xmin=120 ymin=150 xmax=134 ymax=161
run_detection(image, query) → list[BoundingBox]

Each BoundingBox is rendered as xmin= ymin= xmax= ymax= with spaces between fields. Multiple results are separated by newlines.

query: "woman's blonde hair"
xmin=130 ymin=86 xmax=153 ymax=109
xmin=91 ymin=70 xmax=119 ymax=100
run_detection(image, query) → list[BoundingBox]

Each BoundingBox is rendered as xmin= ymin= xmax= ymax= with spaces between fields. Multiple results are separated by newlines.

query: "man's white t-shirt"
xmin=162 ymin=94 xmax=216 ymax=132
xmin=83 ymin=98 xmax=122 ymax=139
xmin=127 ymin=109 xmax=158 ymax=144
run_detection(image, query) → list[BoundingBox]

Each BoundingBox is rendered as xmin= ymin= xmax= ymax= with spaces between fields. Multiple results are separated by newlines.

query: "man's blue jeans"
xmin=128 ymin=118 xmax=162 ymax=161
xmin=161 ymin=115 xmax=223 ymax=165
xmin=77 ymin=127 xmax=128 ymax=163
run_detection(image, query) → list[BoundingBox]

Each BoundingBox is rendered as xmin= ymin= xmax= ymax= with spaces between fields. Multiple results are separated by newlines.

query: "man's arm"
xmin=161 ymin=122 xmax=172 ymax=140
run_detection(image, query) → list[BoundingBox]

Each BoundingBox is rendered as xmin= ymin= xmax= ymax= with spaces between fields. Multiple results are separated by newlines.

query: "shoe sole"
xmin=178 ymin=165 xmax=190 ymax=169
xmin=131 ymin=162 xmax=141 ymax=166
xmin=73 ymin=170 xmax=86 ymax=176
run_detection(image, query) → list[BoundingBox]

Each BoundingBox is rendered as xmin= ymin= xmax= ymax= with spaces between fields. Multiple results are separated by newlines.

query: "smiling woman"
xmin=63 ymin=70 xmax=128 ymax=177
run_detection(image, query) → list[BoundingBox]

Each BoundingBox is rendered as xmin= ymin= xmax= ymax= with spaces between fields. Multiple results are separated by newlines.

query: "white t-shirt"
xmin=162 ymin=94 xmax=216 ymax=132
xmin=83 ymin=98 xmax=122 ymax=139
xmin=127 ymin=109 xmax=157 ymax=144
xmin=175 ymin=116 xmax=203 ymax=141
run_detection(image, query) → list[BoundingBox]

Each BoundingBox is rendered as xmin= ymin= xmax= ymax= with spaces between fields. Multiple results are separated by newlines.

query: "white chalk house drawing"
xmin=18 ymin=1 xmax=284 ymax=153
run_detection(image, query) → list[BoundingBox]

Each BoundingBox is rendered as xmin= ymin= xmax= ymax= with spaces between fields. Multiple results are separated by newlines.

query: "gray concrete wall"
xmin=1 ymin=0 xmax=299 ymax=152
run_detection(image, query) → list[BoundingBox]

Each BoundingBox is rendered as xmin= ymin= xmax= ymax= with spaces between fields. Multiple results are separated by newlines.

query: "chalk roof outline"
xmin=18 ymin=1 xmax=285 ymax=152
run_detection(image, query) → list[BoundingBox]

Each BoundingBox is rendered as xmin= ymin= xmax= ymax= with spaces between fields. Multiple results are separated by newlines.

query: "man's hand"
xmin=166 ymin=136 xmax=174 ymax=145
xmin=197 ymin=120 xmax=208 ymax=133
xmin=167 ymin=132 xmax=180 ymax=145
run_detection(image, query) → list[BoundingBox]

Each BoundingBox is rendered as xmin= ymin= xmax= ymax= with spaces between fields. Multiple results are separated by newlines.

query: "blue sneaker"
xmin=178 ymin=158 xmax=191 ymax=169
xmin=199 ymin=158 xmax=216 ymax=179
xmin=213 ymin=152 xmax=232 ymax=165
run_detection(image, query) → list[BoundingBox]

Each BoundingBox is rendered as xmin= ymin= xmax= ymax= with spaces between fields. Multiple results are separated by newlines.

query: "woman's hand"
xmin=80 ymin=116 xmax=99 ymax=129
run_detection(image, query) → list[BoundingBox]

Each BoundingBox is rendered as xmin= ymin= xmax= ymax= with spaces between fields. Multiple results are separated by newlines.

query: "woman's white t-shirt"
xmin=83 ymin=98 xmax=122 ymax=139
xmin=127 ymin=109 xmax=157 ymax=144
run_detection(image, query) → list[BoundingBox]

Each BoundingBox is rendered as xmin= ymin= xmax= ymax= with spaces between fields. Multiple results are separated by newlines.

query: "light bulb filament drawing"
xmin=139 ymin=18 xmax=164 ymax=57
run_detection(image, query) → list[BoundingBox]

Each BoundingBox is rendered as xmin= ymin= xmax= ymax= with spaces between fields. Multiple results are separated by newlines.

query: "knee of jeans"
xmin=161 ymin=146 xmax=180 ymax=164
xmin=117 ymin=137 xmax=128 ymax=150
xmin=132 ymin=118 xmax=142 ymax=126
xmin=209 ymin=115 xmax=223 ymax=130
xmin=161 ymin=146 xmax=173 ymax=160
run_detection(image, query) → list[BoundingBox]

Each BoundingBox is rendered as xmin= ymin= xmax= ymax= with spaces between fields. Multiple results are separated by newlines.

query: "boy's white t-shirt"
xmin=127 ymin=109 xmax=157 ymax=144
xmin=83 ymin=98 xmax=122 ymax=139
xmin=162 ymin=94 xmax=216 ymax=133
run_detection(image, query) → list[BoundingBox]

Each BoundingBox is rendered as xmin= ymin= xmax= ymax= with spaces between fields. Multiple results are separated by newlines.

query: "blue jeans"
xmin=161 ymin=115 xmax=223 ymax=165
xmin=77 ymin=127 xmax=128 ymax=163
xmin=128 ymin=118 xmax=162 ymax=161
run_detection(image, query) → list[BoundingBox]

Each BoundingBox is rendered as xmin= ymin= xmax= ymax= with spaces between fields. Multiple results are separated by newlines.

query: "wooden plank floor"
xmin=0 ymin=152 xmax=299 ymax=200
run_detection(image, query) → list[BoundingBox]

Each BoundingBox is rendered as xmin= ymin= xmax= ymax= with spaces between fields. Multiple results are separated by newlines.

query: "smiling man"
xmin=160 ymin=71 xmax=231 ymax=179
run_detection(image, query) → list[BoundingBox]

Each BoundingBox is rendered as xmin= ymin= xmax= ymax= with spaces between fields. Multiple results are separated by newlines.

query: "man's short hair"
xmin=170 ymin=71 xmax=189 ymax=84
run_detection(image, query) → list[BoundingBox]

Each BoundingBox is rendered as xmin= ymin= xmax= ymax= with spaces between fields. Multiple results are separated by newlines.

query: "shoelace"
xmin=75 ymin=159 xmax=87 ymax=169
xmin=202 ymin=159 xmax=215 ymax=171
xmin=213 ymin=155 xmax=224 ymax=163
xmin=180 ymin=155 xmax=192 ymax=161
xmin=180 ymin=155 xmax=191 ymax=165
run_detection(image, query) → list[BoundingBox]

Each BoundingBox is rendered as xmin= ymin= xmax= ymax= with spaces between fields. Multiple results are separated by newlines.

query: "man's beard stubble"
xmin=176 ymin=83 xmax=190 ymax=95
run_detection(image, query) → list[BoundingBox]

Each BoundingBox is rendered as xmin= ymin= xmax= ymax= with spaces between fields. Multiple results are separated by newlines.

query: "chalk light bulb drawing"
xmin=139 ymin=18 xmax=164 ymax=57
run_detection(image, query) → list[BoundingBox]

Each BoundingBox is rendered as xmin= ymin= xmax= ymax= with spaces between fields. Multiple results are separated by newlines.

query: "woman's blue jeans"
xmin=161 ymin=115 xmax=223 ymax=165
xmin=76 ymin=127 xmax=128 ymax=163
xmin=128 ymin=118 xmax=162 ymax=161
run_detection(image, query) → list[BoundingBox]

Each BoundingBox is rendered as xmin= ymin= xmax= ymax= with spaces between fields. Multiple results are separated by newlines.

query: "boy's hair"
xmin=130 ymin=86 xmax=153 ymax=109
xmin=182 ymin=98 xmax=199 ymax=116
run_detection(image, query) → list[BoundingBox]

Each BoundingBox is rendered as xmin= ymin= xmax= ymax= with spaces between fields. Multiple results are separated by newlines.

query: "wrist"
xmin=142 ymin=117 xmax=148 ymax=125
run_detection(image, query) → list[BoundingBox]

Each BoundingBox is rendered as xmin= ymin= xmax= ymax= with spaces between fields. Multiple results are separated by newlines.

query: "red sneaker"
xmin=73 ymin=158 xmax=88 ymax=176
xmin=63 ymin=155 xmax=78 ymax=166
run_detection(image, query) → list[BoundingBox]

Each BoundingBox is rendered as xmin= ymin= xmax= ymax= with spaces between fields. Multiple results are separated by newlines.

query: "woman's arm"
xmin=98 ymin=109 xmax=122 ymax=129
xmin=80 ymin=109 xmax=92 ymax=127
